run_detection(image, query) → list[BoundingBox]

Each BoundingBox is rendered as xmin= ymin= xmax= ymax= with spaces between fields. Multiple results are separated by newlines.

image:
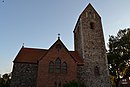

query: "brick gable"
xmin=37 ymin=39 xmax=79 ymax=87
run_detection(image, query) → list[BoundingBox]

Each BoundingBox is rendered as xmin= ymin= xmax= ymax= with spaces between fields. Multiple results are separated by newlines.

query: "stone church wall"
xmin=77 ymin=65 xmax=85 ymax=81
xmin=10 ymin=63 xmax=38 ymax=87
xmin=74 ymin=4 xmax=112 ymax=87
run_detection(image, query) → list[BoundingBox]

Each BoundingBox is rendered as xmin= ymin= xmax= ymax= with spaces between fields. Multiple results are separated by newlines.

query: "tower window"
xmin=54 ymin=82 xmax=57 ymax=87
xmin=90 ymin=22 xmax=95 ymax=29
xmin=93 ymin=13 xmax=96 ymax=19
xmin=86 ymin=12 xmax=88 ymax=18
xmin=49 ymin=61 xmax=54 ymax=73
xmin=89 ymin=11 xmax=92 ymax=18
xmin=59 ymin=82 xmax=61 ymax=87
xmin=94 ymin=66 xmax=100 ymax=76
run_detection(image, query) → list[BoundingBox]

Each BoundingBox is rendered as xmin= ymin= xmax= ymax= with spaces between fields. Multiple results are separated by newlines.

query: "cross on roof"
xmin=58 ymin=33 xmax=60 ymax=39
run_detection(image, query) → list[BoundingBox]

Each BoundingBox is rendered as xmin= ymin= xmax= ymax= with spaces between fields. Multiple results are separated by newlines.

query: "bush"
xmin=63 ymin=80 xmax=86 ymax=87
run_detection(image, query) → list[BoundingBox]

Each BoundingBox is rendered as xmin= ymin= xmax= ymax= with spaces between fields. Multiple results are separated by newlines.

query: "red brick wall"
xmin=37 ymin=41 xmax=77 ymax=87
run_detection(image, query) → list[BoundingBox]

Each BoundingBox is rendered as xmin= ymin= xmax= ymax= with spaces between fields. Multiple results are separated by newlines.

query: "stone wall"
xmin=74 ymin=4 xmax=112 ymax=87
xmin=77 ymin=65 xmax=85 ymax=81
xmin=10 ymin=63 xmax=38 ymax=87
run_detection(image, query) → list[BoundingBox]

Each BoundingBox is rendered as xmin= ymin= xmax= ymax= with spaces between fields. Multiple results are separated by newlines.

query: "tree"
xmin=63 ymin=80 xmax=86 ymax=87
xmin=107 ymin=28 xmax=130 ymax=87
xmin=0 ymin=73 xmax=11 ymax=87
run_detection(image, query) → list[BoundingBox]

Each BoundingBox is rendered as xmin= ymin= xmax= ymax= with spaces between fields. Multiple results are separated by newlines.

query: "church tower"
xmin=74 ymin=4 xmax=111 ymax=87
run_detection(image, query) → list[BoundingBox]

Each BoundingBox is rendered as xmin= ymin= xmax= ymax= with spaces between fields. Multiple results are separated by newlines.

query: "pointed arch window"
xmin=55 ymin=58 xmax=61 ymax=73
xmin=94 ymin=66 xmax=100 ymax=76
xmin=62 ymin=62 xmax=67 ymax=73
xmin=59 ymin=82 xmax=61 ymax=87
xmin=54 ymin=82 xmax=57 ymax=87
xmin=90 ymin=22 xmax=95 ymax=29
xmin=49 ymin=61 xmax=54 ymax=73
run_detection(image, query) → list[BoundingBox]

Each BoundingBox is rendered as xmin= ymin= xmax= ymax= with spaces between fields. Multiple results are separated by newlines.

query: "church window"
xmin=94 ymin=66 xmax=100 ymax=76
xmin=54 ymin=82 xmax=57 ymax=87
xmin=62 ymin=62 xmax=67 ymax=73
xmin=59 ymin=82 xmax=61 ymax=87
xmin=93 ymin=13 xmax=96 ymax=19
xmin=55 ymin=58 xmax=61 ymax=73
xmin=89 ymin=11 xmax=92 ymax=18
xmin=49 ymin=61 xmax=54 ymax=73
xmin=86 ymin=12 xmax=88 ymax=18
xmin=90 ymin=22 xmax=94 ymax=29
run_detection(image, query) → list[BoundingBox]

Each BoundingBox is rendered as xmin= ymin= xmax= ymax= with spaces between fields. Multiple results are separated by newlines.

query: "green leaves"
xmin=0 ymin=73 xmax=11 ymax=87
xmin=107 ymin=28 xmax=130 ymax=86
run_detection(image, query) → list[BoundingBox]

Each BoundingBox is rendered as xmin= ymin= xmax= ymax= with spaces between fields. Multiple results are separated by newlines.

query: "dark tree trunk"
xmin=115 ymin=78 xmax=120 ymax=87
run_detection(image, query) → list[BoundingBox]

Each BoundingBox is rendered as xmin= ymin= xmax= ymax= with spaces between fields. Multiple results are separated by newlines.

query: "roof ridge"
xmin=23 ymin=47 xmax=48 ymax=50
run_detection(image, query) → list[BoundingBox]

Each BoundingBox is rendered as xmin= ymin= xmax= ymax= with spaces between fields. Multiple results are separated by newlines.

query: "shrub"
xmin=63 ymin=80 xmax=86 ymax=87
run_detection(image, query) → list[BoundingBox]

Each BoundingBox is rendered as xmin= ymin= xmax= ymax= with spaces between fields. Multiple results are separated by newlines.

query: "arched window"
xmin=55 ymin=58 xmax=61 ymax=73
xmin=62 ymin=62 xmax=67 ymax=73
xmin=90 ymin=22 xmax=95 ymax=29
xmin=49 ymin=61 xmax=54 ymax=73
xmin=89 ymin=11 xmax=92 ymax=18
xmin=54 ymin=82 xmax=57 ymax=87
xmin=86 ymin=12 xmax=88 ymax=18
xmin=94 ymin=66 xmax=100 ymax=76
xmin=59 ymin=82 xmax=61 ymax=87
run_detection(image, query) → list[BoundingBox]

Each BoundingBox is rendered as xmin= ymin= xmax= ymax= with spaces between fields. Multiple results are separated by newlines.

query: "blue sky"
xmin=0 ymin=0 xmax=130 ymax=74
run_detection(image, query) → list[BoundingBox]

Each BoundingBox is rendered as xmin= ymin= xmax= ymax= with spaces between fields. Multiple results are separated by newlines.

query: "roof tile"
xmin=14 ymin=47 xmax=48 ymax=63
xmin=14 ymin=47 xmax=83 ymax=65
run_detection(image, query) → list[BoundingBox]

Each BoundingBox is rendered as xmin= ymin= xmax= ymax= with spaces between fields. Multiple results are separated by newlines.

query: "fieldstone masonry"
xmin=74 ymin=4 xmax=111 ymax=87
xmin=10 ymin=63 xmax=38 ymax=87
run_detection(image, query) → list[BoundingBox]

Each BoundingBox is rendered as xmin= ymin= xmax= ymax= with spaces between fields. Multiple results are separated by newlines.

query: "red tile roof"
xmin=14 ymin=47 xmax=48 ymax=63
xmin=69 ymin=51 xmax=84 ymax=65
xmin=14 ymin=47 xmax=83 ymax=65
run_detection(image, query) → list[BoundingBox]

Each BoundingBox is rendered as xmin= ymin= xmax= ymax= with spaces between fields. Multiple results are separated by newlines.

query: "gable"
xmin=36 ymin=39 xmax=82 ymax=87
xmin=73 ymin=3 xmax=101 ymax=33
xmin=38 ymin=39 xmax=76 ymax=63
xmin=81 ymin=3 xmax=101 ymax=19
xmin=13 ymin=39 xmax=83 ymax=64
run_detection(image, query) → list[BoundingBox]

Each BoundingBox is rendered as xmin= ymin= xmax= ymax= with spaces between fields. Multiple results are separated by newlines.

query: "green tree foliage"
xmin=63 ymin=80 xmax=86 ymax=87
xmin=0 ymin=73 xmax=11 ymax=87
xmin=107 ymin=28 xmax=130 ymax=87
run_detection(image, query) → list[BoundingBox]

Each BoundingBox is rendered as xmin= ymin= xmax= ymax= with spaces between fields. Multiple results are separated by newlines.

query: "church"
xmin=10 ymin=3 xmax=111 ymax=87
